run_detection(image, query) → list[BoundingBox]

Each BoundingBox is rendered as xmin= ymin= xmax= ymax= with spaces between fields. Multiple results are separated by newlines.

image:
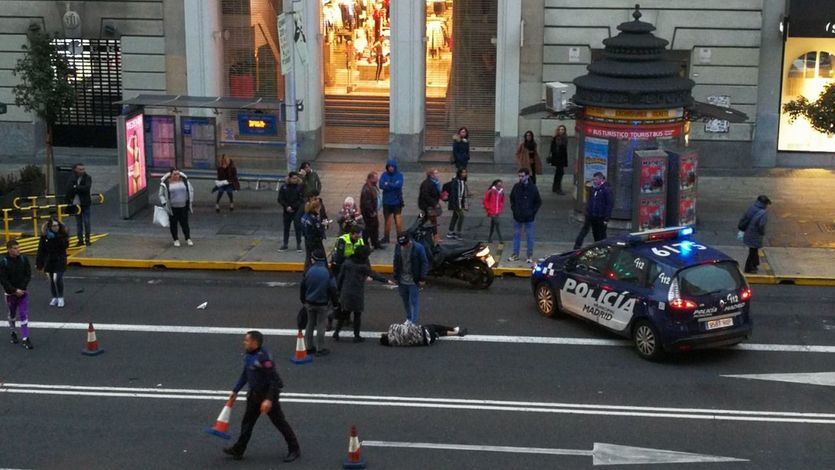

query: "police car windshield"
xmin=677 ymin=262 xmax=744 ymax=297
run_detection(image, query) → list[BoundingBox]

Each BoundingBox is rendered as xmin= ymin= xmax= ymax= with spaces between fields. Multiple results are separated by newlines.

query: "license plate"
xmin=706 ymin=317 xmax=733 ymax=330
xmin=485 ymin=255 xmax=496 ymax=268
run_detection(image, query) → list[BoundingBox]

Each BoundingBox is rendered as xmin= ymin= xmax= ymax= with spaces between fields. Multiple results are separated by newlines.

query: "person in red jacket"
xmin=482 ymin=179 xmax=505 ymax=244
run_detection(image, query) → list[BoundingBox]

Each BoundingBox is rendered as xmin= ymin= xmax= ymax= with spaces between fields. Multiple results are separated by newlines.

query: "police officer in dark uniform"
xmin=223 ymin=330 xmax=301 ymax=462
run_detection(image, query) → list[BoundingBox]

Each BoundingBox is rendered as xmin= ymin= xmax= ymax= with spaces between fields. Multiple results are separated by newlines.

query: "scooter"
xmin=407 ymin=215 xmax=496 ymax=289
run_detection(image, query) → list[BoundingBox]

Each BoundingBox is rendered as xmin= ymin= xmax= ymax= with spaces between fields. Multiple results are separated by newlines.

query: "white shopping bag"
xmin=214 ymin=179 xmax=229 ymax=188
xmin=153 ymin=205 xmax=170 ymax=228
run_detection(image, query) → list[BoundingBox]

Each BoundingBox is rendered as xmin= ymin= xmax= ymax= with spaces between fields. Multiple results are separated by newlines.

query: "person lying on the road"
xmin=379 ymin=321 xmax=468 ymax=347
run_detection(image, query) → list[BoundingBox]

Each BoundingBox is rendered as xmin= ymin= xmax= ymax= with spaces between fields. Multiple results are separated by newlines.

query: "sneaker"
xmin=76 ymin=240 xmax=84 ymax=247
xmin=315 ymin=348 xmax=330 ymax=357
xmin=22 ymin=338 xmax=33 ymax=350
xmin=222 ymin=447 xmax=243 ymax=461
xmin=215 ymin=204 xmax=220 ymax=213
xmin=457 ymin=328 xmax=468 ymax=337
xmin=173 ymin=240 xmax=181 ymax=247
xmin=445 ymin=232 xmax=457 ymax=240
xmin=283 ymin=449 xmax=301 ymax=463
xmin=455 ymin=233 xmax=463 ymax=240
xmin=507 ymin=254 xmax=519 ymax=262
xmin=186 ymin=239 xmax=194 ymax=247
xmin=296 ymin=246 xmax=303 ymax=253
xmin=353 ymin=336 xmax=365 ymax=343
xmin=57 ymin=298 xmax=65 ymax=308
xmin=10 ymin=331 xmax=18 ymax=344
xmin=278 ymin=245 xmax=288 ymax=252
xmin=526 ymin=258 xmax=533 ymax=264
xmin=49 ymin=298 xmax=58 ymax=307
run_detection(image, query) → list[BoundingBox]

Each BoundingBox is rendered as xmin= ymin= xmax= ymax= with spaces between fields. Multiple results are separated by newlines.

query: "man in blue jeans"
xmin=508 ymin=168 xmax=542 ymax=264
xmin=64 ymin=163 xmax=92 ymax=246
xmin=393 ymin=232 xmax=428 ymax=324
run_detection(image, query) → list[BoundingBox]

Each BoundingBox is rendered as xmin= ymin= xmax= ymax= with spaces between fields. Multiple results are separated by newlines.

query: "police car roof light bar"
xmin=627 ymin=226 xmax=695 ymax=243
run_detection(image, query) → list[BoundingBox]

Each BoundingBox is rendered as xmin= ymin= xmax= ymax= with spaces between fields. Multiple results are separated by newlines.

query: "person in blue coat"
xmin=573 ymin=172 xmax=614 ymax=249
xmin=393 ymin=232 xmax=429 ymax=324
xmin=738 ymin=195 xmax=771 ymax=273
xmin=508 ymin=168 xmax=542 ymax=263
xmin=379 ymin=159 xmax=404 ymax=244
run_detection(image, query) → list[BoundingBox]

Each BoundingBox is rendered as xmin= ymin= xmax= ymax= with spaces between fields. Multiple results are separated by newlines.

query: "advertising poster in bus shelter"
xmin=638 ymin=156 xmax=666 ymax=195
xmin=145 ymin=115 xmax=176 ymax=170
xmin=637 ymin=195 xmax=666 ymax=231
xmin=181 ymin=116 xmax=216 ymax=169
xmin=125 ymin=114 xmax=147 ymax=197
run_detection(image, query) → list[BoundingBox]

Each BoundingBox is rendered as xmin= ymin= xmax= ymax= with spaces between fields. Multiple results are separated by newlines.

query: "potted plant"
xmin=17 ymin=164 xmax=45 ymax=198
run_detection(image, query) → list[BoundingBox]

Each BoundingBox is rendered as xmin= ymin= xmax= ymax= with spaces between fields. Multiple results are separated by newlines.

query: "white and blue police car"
xmin=531 ymin=227 xmax=753 ymax=360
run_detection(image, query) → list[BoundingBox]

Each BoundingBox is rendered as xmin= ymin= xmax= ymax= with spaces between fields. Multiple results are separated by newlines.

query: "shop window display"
xmin=779 ymin=38 xmax=835 ymax=152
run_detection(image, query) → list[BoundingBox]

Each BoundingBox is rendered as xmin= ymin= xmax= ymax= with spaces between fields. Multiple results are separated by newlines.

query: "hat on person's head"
xmin=396 ymin=232 xmax=410 ymax=245
xmin=311 ymin=248 xmax=327 ymax=261
xmin=757 ymin=195 xmax=772 ymax=205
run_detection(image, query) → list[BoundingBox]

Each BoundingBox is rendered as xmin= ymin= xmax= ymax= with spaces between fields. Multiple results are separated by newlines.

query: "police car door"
xmin=561 ymin=245 xmax=612 ymax=322
xmin=601 ymin=248 xmax=650 ymax=333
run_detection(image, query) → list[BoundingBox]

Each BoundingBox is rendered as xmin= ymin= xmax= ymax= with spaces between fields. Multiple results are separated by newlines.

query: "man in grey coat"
xmin=738 ymin=195 xmax=771 ymax=274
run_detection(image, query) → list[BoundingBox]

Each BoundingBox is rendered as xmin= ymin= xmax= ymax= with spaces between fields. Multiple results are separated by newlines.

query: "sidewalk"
xmin=3 ymin=148 xmax=834 ymax=284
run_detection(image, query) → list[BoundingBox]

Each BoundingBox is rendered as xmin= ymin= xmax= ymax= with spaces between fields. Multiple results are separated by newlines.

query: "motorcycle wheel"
xmin=467 ymin=262 xmax=494 ymax=289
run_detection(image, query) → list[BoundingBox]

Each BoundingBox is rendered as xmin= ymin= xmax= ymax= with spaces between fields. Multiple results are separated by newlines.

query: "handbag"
xmin=153 ymin=205 xmax=170 ymax=228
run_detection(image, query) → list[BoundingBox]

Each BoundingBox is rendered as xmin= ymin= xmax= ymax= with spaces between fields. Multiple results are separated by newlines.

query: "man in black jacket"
xmin=508 ymin=169 xmax=542 ymax=264
xmin=64 ymin=163 xmax=92 ymax=246
xmin=277 ymin=172 xmax=305 ymax=252
xmin=573 ymin=172 xmax=614 ymax=249
xmin=1 ymin=239 xmax=33 ymax=349
xmin=224 ymin=330 xmax=300 ymax=462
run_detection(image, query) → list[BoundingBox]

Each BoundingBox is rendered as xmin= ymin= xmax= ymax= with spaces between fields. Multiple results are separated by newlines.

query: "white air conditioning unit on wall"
xmin=545 ymin=82 xmax=570 ymax=113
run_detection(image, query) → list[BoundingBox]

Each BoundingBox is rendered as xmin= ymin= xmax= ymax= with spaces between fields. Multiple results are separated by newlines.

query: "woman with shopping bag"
xmin=158 ymin=168 xmax=195 ymax=247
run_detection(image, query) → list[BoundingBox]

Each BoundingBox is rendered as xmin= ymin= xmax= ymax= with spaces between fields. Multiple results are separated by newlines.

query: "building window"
xmin=779 ymin=39 xmax=835 ymax=152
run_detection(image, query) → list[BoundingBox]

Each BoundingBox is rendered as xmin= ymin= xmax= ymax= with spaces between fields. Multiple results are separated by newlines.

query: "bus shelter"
xmin=114 ymin=95 xmax=284 ymax=219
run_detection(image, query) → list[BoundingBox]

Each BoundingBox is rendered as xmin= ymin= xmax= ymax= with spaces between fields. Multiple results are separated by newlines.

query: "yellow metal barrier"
xmin=3 ymin=193 xmax=105 ymax=240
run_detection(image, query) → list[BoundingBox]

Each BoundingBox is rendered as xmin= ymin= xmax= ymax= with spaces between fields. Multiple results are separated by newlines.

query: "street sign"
xmin=0 ymin=103 xmax=6 ymax=115
xmin=277 ymin=13 xmax=293 ymax=75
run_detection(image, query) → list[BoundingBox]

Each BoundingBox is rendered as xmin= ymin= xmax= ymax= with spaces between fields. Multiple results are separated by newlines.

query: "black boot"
xmin=223 ymin=447 xmax=243 ymax=460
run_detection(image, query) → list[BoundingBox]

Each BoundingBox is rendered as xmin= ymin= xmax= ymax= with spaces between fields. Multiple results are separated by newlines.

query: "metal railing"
xmin=2 ymin=193 xmax=105 ymax=241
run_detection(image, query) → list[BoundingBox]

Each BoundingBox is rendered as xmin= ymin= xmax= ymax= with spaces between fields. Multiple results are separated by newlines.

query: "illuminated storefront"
xmin=778 ymin=0 xmax=835 ymax=152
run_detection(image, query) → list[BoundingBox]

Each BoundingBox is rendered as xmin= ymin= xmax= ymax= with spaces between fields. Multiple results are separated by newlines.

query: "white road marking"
xmin=26 ymin=321 xmax=835 ymax=353
xmin=2 ymin=383 xmax=835 ymax=425
xmin=361 ymin=440 xmax=747 ymax=466
xmin=723 ymin=372 xmax=835 ymax=387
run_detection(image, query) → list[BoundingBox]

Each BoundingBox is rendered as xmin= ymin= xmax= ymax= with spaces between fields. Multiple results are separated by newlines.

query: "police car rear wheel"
xmin=535 ymin=283 xmax=559 ymax=318
xmin=633 ymin=320 xmax=663 ymax=360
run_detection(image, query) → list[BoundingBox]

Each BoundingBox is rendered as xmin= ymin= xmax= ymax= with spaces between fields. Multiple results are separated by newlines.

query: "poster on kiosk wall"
xmin=582 ymin=137 xmax=609 ymax=202
xmin=125 ymin=114 xmax=147 ymax=197
xmin=632 ymin=149 xmax=668 ymax=231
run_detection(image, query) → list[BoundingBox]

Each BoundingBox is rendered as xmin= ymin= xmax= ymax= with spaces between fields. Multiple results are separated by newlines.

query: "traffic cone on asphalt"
xmin=205 ymin=397 xmax=235 ymax=439
xmin=342 ymin=425 xmax=366 ymax=469
xmin=290 ymin=330 xmax=313 ymax=364
xmin=81 ymin=322 xmax=105 ymax=356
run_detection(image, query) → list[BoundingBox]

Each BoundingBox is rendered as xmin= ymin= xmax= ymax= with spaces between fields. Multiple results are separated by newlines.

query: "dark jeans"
xmin=573 ymin=216 xmax=607 ymax=249
xmin=48 ymin=271 xmax=64 ymax=297
xmin=335 ymin=310 xmax=362 ymax=338
xmin=363 ymin=215 xmax=381 ymax=248
xmin=424 ymin=324 xmax=455 ymax=344
xmin=169 ymin=207 xmax=191 ymax=241
xmin=487 ymin=216 xmax=503 ymax=243
xmin=282 ymin=211 xmax=302 ymax=248
xmin=232 ymin=392 xmax=299 ymax=455
xmin=552 ymin=167 xmax=565 ymax=192
xmin=75 ymin=205 xmax=91 ymax=243
xmin=216 ymin=186 xmax=234 ymax=203
xmin=744 ymin=247 xmax=760 ymax=272
xmin=449 ymin=208 xmax=464 ymax=233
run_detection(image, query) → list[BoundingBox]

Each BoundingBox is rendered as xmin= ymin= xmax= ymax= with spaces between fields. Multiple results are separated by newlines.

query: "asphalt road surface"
xmin=1 ymin=269 xmax=834 ymax=469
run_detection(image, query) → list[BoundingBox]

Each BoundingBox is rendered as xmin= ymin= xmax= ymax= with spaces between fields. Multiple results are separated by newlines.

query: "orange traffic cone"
xmin=205 ymin=397 xmax=235 ymax=439
xmin=81 ymin=322 xmax=105 ymax=356
xmin=342 ymin=425 xmax=366 ymax=469
xmin=290 ymin=330 xmax=313 ymax=364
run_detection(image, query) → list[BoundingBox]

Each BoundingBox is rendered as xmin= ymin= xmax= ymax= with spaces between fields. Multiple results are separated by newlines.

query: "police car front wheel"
xmin=633 ymin=320 xmax=664 ymax=360
xmin=535 ymin=283 xmax=560 ymax=318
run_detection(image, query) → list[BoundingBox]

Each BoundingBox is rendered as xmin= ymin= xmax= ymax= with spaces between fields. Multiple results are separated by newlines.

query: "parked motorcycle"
xmin=407 ymin=215 xmax=496 ymax=289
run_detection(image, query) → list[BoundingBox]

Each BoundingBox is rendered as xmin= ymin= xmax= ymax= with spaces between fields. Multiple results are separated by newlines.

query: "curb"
xmin=65 ymin=257 xmax=835 ymax=287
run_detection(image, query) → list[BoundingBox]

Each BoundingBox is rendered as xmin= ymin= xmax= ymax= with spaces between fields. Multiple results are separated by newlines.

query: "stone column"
xmin=184 ymin=0 xmax=223 ymax=96
xmin=494 ymin=0 xmax=522 ymax=163
xmin=292 ymin=0 xmax=324 ymax=160
xmin=389 ymin=0 xmax=425 ymax=162
xmin=751 ymin=0 xmax=783 ymax=168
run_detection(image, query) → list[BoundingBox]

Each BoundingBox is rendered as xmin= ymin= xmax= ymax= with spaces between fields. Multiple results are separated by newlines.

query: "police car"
xmin=531 ymin=227 xmax=753 ymax=360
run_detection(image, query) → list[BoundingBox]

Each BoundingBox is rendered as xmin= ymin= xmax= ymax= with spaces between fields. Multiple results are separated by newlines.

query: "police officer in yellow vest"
xmin=332 ymin=225 xmax=365 ymax=276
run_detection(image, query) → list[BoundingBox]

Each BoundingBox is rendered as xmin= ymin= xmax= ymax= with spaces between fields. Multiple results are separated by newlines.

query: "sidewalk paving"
xmin=2 ymin=148 xmax=834 ymax=283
